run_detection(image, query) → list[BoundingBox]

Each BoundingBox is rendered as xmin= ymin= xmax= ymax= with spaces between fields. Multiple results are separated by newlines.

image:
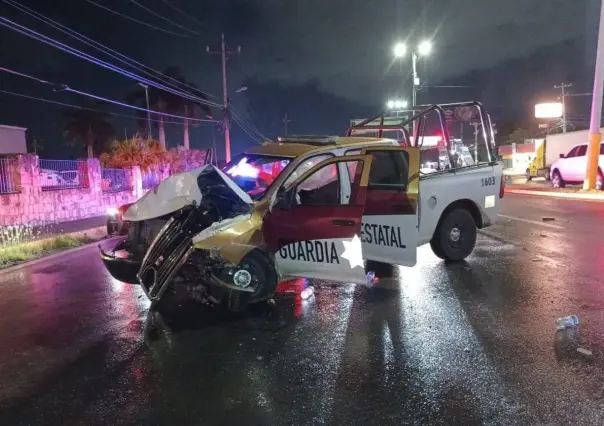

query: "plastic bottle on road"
xmin=555 ymin=315 xmax=580 ymax=330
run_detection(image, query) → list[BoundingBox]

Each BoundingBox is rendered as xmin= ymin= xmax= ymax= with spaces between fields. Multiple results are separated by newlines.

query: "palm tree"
xmin=162 ymin=67 xmax=212 ymax=149
xmin=63 ymin=109 xmax=115 ymax=158
xmin=127 ymin=75 xmax=173 ymax=150
xmin=128 ymin=67 xmax=212 ymax=150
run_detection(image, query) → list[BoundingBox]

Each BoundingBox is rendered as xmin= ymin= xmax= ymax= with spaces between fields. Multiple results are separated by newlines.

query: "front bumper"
xmin=100 ymin=243 xmax=141 ymax=284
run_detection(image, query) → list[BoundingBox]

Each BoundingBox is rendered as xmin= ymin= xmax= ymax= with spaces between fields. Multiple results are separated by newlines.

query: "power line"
xmin=158 ymin=0 xmax=205 ymax=26
xmin=0 ymin=66 xmax=53 ymax=85
xmin=0 ymin=15 xmax=222 ymax=109
xmin=231 ymin=108 xmax=268 ymax=141
xmin=0 ymin=88 xmax=213 ymax=126
xmin=2 ymin=0 xmax=219 ymax=100
xmin=84 ymin=0 xmax=191 ymax=37
xmin=129 ymin=0 xmax=201 ymax=36
xmin=231 ymin=114 xmax=263 ymax=144
xmin=0 ymin=66 xmax=217 ymax=123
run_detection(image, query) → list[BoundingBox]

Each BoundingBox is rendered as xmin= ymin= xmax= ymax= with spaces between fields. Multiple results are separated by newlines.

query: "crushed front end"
xmin=99 ymin=165 xmax=270 ymax=312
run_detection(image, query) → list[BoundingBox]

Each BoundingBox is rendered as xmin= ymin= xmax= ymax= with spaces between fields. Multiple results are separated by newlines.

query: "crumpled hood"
xmin=123 ymin=164 xmax=253 ymax=222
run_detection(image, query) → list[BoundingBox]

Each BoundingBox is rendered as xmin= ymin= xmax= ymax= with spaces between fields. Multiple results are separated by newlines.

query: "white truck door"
xmin=357 ymin=146 xmax=420 ymax=267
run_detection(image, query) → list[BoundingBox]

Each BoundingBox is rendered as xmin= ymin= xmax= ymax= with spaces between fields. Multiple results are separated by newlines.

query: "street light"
xmin=393 ymin=39 xmax=433 ymax=107
xmin=387 ymin=99 xmax=408 ymax=110
xmin=417 ymin=40 xmax=432 ymax=56
xmin=393 ymin=42 xmax=406 ymax=58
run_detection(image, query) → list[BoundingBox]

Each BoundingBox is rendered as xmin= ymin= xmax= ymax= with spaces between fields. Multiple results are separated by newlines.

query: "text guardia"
xmin=279 ymin=241 xmax=340 ymax=263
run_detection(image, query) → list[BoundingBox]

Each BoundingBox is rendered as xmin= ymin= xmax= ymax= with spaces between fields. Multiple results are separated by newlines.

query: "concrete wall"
xmin=0 ymin=155 xmax=143 ymax=226
xmin=0 ymin=125 xmax=27 ymax=155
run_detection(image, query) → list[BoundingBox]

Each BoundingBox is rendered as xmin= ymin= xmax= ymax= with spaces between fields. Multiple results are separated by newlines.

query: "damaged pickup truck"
xmin=101 ymin=101 xmax=505 ymax=315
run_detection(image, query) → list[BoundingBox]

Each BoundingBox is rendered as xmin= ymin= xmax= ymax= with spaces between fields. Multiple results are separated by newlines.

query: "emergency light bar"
xmin=277 ymin=135 xmax=338 ymax=145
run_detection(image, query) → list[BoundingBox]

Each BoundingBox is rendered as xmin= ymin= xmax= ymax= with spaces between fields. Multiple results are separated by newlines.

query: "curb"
xmin=0 ymin=229 xmax=119 ymax=276
xmin=505 ymin=188 xmax=604 ymax=201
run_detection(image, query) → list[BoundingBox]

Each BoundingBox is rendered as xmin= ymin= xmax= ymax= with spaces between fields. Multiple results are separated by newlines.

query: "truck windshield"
xmin=222 ymin=153 xmax=292 ymax=200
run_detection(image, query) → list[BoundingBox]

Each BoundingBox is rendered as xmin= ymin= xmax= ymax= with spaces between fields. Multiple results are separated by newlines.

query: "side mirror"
xmin=559 ymin=153 xmax=565 ymax=158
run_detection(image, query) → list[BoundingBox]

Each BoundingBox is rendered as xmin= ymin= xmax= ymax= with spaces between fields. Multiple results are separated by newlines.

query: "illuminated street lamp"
xmin=387 ymin=99 xmax=408 ymax=110
xmin=393 ymin=42 xmax=407 ymax=58
xmin=392 ymin=40 xmax=433 ymax=107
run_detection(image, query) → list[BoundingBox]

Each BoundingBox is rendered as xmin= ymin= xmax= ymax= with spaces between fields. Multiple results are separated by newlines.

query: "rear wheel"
xmin=551 ymin=170 xmax=565 ymax=188
xmin=525 ymin=169 xmax=532 ymax=181
xmin=430 ymin=208 xmax=477 ymax=262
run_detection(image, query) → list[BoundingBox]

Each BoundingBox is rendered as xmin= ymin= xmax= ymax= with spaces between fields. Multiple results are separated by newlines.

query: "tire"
xmin=212 ymin=250 xmax=279 ymax=312
xmin=551 ymin=170 xmax=565 ymax=188
xmin=525 ymin=169 xmax=532 ymax=181
xmin=545 ymin=169 xmax=551 ymax=181
xmin=430 ymin=208 xmax=477 ymax=262
xmin=236 ymin=250 xmax=279 ymax=304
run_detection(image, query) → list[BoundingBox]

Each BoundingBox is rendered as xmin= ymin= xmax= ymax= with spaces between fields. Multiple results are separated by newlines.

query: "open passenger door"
xmin=263 ymin=155 xmax=373 ymax=284
xmin=359 ymin=146 xmax=420 ymax=267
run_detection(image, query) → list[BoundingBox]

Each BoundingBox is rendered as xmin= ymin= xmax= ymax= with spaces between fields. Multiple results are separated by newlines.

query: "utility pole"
xmin=282 ymin=113 xmax=291 ymax=136
xmin=584 ymin=0 xmax=604 ymax=190
xmin=554 ymin=82 xmax=572 ymax=133
xmin=470 ymin=121 xmax=480 ymax=162
xmin=207 ymin=34 xmax=241 ymax=163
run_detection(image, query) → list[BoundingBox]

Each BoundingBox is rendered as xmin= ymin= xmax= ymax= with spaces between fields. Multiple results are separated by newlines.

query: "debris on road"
xmin=555 ymin=315 xmax=580 ymax=330
xmin=301 ymin=286 xmax=315 ymax=300
xmin=577 ymin=347 xmax=593 ymax=356
xmin=542 ymin=217 xmax=556 ymax=222
xmin=532 ymin=258 xmax=542 ymax=262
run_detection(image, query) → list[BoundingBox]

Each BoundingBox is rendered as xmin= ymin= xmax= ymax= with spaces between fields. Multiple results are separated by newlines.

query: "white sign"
xmin=535 ymin=103 xmax=563 ymax=118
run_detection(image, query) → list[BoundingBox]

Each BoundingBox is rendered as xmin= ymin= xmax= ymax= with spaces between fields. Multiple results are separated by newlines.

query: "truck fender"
xmin=433 ymin=199 xmax=483 ymax=236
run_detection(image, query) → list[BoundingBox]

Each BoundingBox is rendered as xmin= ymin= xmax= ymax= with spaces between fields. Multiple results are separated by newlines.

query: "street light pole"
xmin=584 ymin=0 xmax=604 ymax=190
xmin=138 ymin=83 xmax=152 ymax=139
xmin=412 ymin=52 xmax=418 ymax=107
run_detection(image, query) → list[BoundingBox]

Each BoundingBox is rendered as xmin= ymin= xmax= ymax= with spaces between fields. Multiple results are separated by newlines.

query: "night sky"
xmin=0 ymin=0 xmax=600 ymax=159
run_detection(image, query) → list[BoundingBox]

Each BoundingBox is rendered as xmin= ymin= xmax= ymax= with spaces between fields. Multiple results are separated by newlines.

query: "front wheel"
xmin=551 ymin=170 xmax=565 ymax=188
xmin=430 ymin=208 xmax=477 ymax=262
xmin=525 ymin=169 xmax=532 ymax=181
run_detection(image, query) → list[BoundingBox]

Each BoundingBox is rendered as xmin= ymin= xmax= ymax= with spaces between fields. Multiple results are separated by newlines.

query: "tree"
xmin=506 ymin=127 xmax=532 ymax=145
xmin=127 ymin=67 xmax=212 ymax=150
xmin=63 ymin=109 xmax=115 ymax=158
xmin=100 ymin=136 xmax=169 ymax=172
xmin=162 ymin=67 xmax=212 ymax=149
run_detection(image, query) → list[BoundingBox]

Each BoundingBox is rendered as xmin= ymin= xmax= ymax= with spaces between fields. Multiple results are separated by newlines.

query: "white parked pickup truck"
xmin=100 ymin=101 xmax=504 ymax=315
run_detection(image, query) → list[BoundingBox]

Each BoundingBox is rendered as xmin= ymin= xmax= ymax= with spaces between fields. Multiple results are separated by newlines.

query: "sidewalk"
xmin=31 ymin=216 xmax=107 ymax=240
xmin=505 ymin=183 xmax=604 ymax=201
xmin=2 ymin=216 xmax=107 ymax=246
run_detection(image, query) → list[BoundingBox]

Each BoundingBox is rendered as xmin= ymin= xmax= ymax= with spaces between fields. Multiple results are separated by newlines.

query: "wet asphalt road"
xmin=1 ymin=193 xmax=604 ymax=425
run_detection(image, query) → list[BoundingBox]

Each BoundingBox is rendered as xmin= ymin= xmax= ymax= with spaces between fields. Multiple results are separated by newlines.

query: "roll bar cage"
xmin=347 ymin=101 xmax=496 ymax=165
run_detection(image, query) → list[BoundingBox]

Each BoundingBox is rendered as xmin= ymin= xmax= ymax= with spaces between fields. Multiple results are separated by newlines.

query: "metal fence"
xmin=142 ymin=169 xmax=161 ymax=189
xmin=39 ymin=159 xmax=88 ymax=191
xmin=101 ymin=168 xmax=132 ymax=193
xmin=0 ymin=158 xmax=20 ymax=194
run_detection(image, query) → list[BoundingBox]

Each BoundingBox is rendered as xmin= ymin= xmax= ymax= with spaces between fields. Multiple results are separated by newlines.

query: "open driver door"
xmin=359 ymin=146 xmax=420 ymax=267
xmin=263 ymin=155 xmax=373 ymax=284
